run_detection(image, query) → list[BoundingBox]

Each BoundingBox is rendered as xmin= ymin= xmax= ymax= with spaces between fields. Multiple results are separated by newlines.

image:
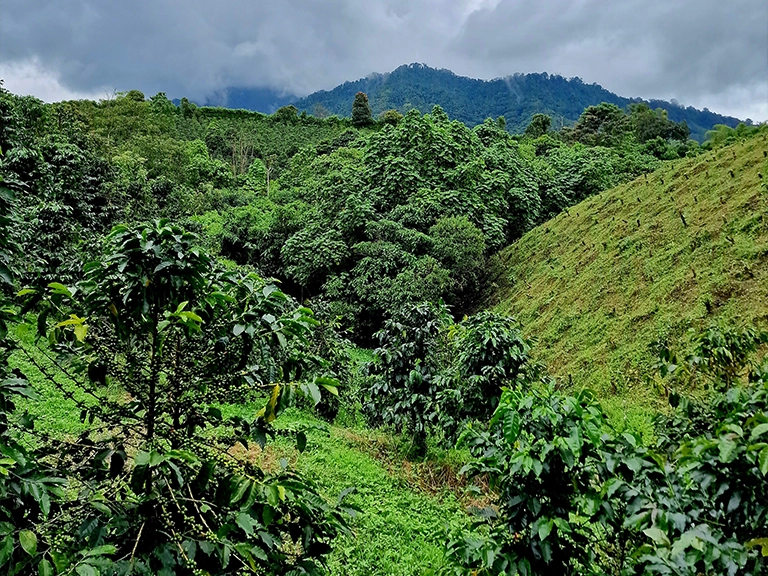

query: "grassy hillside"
xmin=488 ymin=131 xmax=768 ymax=431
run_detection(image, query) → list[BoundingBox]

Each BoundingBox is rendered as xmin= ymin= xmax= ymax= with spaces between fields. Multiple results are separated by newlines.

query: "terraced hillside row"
xmin=488 ymin=131 xmax=768 ymax=429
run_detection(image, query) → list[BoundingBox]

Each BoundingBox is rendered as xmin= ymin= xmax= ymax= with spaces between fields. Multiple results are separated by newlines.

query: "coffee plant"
xmin=442 ymin=329 xmax=768 ymax=576
xmin=12 ymin=220 xmax=353 ymax=575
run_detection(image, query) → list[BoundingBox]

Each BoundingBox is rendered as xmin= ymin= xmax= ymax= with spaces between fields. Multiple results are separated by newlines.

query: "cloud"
xmin=0 ymin=0 xmax=765 ymax=119
xmin=448 ymin=0 xmax=768 ymax=119
xmin=0 ymin=58 xmax=109 ymax=102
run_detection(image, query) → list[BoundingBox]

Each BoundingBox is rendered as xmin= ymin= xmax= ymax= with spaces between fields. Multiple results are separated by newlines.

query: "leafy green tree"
xmin=380 ymin=109 xmax=403 ymax=126
xmin=351 ymin=92 xmax=373 ymax=127
xmin=523 ymin=114 xmax=551 ymax=139
xmin=364 ymin=301 xmax=453 ymax=456
xmin=436 ymin=312 xmax=532 ymax=439
xmin=282 ymin=225 xmax=348 ymax=289
xmin=429 ymin=216 xmax=486 ymax=305
xmin=566 ymin=103 xmax=631 ymax=147
xmin=21 ymin=220 xmax=351 ymax=574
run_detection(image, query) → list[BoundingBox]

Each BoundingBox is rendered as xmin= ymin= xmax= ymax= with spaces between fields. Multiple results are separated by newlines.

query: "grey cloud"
xmin=450 ymin=0 xmax=768 ymax=114
xmin=0 ymin=0 xmax=765 ymax=118
xmin=0 ymin=0 xmax=467 ymax=98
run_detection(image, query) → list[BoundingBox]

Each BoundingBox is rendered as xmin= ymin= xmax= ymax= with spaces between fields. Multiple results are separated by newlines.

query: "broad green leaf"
xmin=502 ymin=410 xmax=521 ymax=444
xmin=0 ymin=534 xmax=13 ymax=566
xmin=0 ymin=263 xmax=12 ymax=286
xmin=75 ymin=564 xmax=99 ymax=576
xmin=296 ymin=431 xmax=307 ymax=453
xmin=84 ymin=545 xmax=116 ymax=557
xmin=19 ymin=529 xmax=37 ymax=556
xmin=538 ymin=520 xmax=554 ymax=541
xmin=47 ymin=282 xmax=72 ymax=297
xmin=643 ymin=527 xmax=670 ymax=547
xmin=74 ymin=323 xmax=87 ymax=342
xmin=38 ymin=558 xmax=54 ymax=576
xmin=264 ymin=384 xmax=281 ymax=423
xmin=236 ymin=513 xmax=254 ymax=536
xmin=759 ymin=446 xmax=768 ymax=476
xmin=747 ymin=538 xmax=768 ymax=557
xmin=718 ymin=437 xmax=737 ymax=462
xmin=306 ymin=382 xmax=321 ymax=406
xmin=750 ymin=423 xmax=768 ymax=441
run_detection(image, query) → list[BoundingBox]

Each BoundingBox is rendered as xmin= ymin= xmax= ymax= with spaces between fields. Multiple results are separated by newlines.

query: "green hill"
xmin=487 ymin=131 xmax=768 ymax=429
xmin=291 ymin=63 xmax=742 ymax=141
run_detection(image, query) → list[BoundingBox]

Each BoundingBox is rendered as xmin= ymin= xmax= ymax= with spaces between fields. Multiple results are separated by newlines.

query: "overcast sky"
xmin=1 ymin=0 xmax=766 ymax=120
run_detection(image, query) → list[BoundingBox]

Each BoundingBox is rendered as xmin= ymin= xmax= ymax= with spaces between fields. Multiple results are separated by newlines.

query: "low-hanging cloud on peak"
xmin=0 ymin=0 xmax=766 ymax=120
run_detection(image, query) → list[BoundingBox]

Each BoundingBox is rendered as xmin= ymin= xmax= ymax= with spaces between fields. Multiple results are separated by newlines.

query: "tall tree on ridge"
xmin=352 ymin=91 xmax=373 ymax=127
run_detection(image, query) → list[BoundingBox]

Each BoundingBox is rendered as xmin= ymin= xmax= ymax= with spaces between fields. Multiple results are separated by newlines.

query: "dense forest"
xmin=285 ymin=64 xmax=743 ymax=141
xmin=0 ymin=80 xmax=767 ymax=575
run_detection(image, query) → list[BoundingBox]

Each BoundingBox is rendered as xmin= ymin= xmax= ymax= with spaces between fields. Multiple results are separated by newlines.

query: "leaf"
xmin=296 ymin=431 xmax=307 ymax=453
xmin=750 ymin=423 xmax=768 ymax=441
xmin=538 ymin=520 xmax=554 ymax=541
xmin=0 ymin=263 xmax=12 ymax=286
xmin=74 ymin=323 xmax=87 ymax=342
xmin=236 ymin=512 xmax=254 ymax=536
xmin=746 ymin=538 xmax=768 ymax=557
xmin=38 ymin=559 xmax=54 ymax=576
xmin=320 ymin=383 xmax=339 ymax=397
xmin=84 ymin=545 xmax=117 ymax=557
xmin=643 ymin=527 xmax=670 ymax=547
xmin=19 ymin=529 xmax=37 ymax=556
xmin=502 ymin=410 xmax=521 ymax=444
xmin=316 ymin=376 xmax=340 ymax=396
xmin=264 ymin=384 xmax=281 ymax=423
xmin=47 ymin=282 xmax=72 ymax=297
xmin=718 ymin=437 xmax=737 ymax=462
xmin=306 ymin=382 xmax=321 ymax=406
xmin=75 ymin=564 xmax=99 ymax=576
xmin=179 ymin=311 xmax=203 ymax=323
xmin=759 ymin=446 xmax=768 ymax=476
xmin=0 ymin=534 xmax=13 ymax=566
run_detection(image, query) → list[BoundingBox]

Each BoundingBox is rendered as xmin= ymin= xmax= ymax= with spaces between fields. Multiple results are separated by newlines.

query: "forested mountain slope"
xmin=289 ymin=63 xmax=741 ymax=141
xmin=487 ymin=131 xmax=768 ymax=416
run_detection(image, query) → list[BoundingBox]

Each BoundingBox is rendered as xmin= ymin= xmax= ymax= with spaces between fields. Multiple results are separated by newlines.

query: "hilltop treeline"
xmin=291 ymin=64 xmax=743 ymax=140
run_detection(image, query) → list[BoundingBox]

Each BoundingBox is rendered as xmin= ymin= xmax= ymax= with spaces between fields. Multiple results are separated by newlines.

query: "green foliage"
xmin=0 ymin=169 xmax=70 ymax=576
xmin=351 ymin=93 xmax=373 ymax=128
xmin=704 ymin=122 xmax=762 ymax=149
xmin=437 ymin=313 xmax=532 ymax=440
xmin=443 ymin=329 xmax=768 ymax=575
xmin=429 ymin=216 xmax=486 ymax=305
xmin=14 ymin=220 xmax=352 ymax=574
xmin=379 ymin=109 xmax=403 ymax=126
xmin=292 ymin=64 xmax=739 ymax=141
xmin=523 ymin=114 xmax=551 ymax=139
xmin=364 ymin=301 xmax=453 ymax=456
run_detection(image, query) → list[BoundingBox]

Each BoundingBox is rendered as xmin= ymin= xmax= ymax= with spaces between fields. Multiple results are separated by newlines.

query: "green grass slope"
xmin=488 ymin=131 xmax=768 ymax=429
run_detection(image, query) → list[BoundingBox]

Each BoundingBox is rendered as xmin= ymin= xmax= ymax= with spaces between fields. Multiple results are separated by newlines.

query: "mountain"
xmin=289 ymin=63 xmax=741 ymax=141
xmin=177 ymin=86 xmax=298 ymax=114
xmin=484 ymin=130 xmax=768 ymax=428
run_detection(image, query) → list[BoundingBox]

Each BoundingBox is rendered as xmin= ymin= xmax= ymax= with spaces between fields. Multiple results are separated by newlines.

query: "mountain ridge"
xmin=198 ymin=63 xmax=743 ymax=141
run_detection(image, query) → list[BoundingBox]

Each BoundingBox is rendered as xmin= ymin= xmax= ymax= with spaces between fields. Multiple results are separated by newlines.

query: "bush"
xmin=442 ymin=327 xmax=768 ymax=575
xmin=16 ymin=220 xmax=354 ymax=575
